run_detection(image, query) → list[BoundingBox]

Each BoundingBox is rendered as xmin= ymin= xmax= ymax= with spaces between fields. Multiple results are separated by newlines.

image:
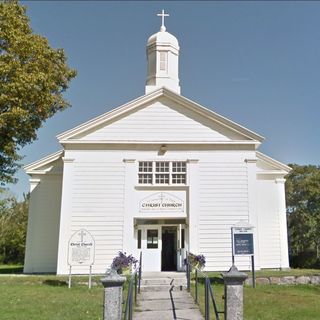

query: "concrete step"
xmin=133 ymin=309 xmax=204 ymax=320
xmin=141 ymin=278 xmax=187 ymax=286
xmin=140 ymin=284 xmax=187 ymax=292
xmin=142 ymin=272 xmax=186 ymax=278
xmin=137 ymin=298 xmax=196 ymax=311
xmin=139 ymin=290 xmax=191 ymax=301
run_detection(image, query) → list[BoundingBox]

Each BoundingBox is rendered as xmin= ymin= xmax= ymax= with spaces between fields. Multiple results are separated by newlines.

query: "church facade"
xmin=24 ymin=15 xmax=290 ymax=274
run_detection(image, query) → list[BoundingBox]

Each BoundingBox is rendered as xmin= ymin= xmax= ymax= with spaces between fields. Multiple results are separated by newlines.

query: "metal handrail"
xmin=185 ymin=252 xmax=223 ymax=320
xmin=123 ymin=252 xmax=142 ymax=320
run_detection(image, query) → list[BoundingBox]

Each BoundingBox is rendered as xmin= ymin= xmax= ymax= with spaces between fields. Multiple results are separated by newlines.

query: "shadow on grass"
xmin=0 ymin=266 xmax=23 ymax=274
xmin=194 ymin=276 xmax=224 ymax=285
xmin=42 ymin=279 xmax=68 ymax=286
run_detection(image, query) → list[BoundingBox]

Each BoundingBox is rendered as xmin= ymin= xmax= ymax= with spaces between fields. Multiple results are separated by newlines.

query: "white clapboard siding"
xmin=198 ymin=161 xmax=251 ymax=271
xmin=70 ymin=161 xmax=125 ymax=273
xmin=24 ymin=176 xmax=62 ymax=273
xmin=81 ymin=101 xmax=238 ymax=142
xmin=257 ymin=179 xmax=281 ymax=268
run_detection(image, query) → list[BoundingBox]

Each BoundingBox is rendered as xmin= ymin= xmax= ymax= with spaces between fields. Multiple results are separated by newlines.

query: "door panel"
xmin=140 ymin=227 xmax=161 ymax=271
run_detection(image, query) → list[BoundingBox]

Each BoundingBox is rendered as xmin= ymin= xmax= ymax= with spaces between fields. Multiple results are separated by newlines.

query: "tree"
xmin=0 ymin=190 xmax=29 ymax=264
xmin=286 ymin=164 xmax=320 ymax=268
xmin=0 ymin=1 xmax=76 ymax=184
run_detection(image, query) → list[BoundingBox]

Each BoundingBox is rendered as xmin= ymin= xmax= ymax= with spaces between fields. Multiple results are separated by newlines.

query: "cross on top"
xmin=78 ymin=230 xmax=86 ymax=242
xmin=157 ymin=9 xmax=169 ymax=31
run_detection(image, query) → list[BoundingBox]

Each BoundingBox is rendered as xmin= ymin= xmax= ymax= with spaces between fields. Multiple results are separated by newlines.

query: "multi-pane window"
xmin=147 ymin=230 xmax=158 ymax=249
xmin=155 ymin=162 xmax=169 ymax=184
xmin=172 ymin=162 xmax=186 ymax=184
xmin=138 ymin=161 xmax=153 ymax=184
xmin=138 ymin=161 xmax=186 ymax=185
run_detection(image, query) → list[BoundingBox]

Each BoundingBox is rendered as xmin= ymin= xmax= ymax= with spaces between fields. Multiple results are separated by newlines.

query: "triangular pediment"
xmin=24 ymin=150 xmax=64 ymax=175
xmin=256 ymin=151 xmax=291 ymax=175
xmin=57 ymin=88 xmax=264 ymax=144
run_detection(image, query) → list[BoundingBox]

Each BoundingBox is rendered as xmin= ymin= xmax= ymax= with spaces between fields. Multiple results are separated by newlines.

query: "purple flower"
xmin=187 ymin=252 xmax=206 ymax=269
xmin=111 ymin=251 xmax=138 ymax=274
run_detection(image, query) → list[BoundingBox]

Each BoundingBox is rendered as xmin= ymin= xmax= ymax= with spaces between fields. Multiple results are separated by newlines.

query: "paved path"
xmin=133 ymin=272 xmax=204 ymax=320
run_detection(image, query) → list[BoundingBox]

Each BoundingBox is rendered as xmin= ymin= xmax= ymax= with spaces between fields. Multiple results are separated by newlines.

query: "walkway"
xmin=134 ymin=272 xmax=204 ymax=320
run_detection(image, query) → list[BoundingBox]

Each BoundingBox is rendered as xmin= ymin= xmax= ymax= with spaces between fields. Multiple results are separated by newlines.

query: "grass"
xmin=191 ymin=281 xmax=320 ymax=320
xmin=0 ymin=274 xmax=132 ymax=320
xmin=0 ymin=275 xmax=104 ymax=320
xmin=247 ymin=268 xmax=320 ymax=278
xmin=202 ymin=268 xmax=320 ymax=279
xmin=244 ymin=285 xmax=320 ymax=320
xmin=1 ymin=266 xmax=320 ymax=319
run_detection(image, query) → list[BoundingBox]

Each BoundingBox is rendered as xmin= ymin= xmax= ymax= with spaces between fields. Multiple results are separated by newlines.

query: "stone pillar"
xmin=101 ymin=269 xmax=126 ymax=320
xmin=222 ymin=265 xmax=248 ymax=320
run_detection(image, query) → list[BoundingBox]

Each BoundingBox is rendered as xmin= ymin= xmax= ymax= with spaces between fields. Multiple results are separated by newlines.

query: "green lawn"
xmin=1 ymin=266 xmax=320 ymax=320
xmin=191 ymin=282 xmax=320 ymax=320
xmin=0 ymin=276 xmax=104 ymax=320
xmin=202 ymin=268 xmax=320 ymax=279
xmin=0 ymin=274 xmax=134 ymax=320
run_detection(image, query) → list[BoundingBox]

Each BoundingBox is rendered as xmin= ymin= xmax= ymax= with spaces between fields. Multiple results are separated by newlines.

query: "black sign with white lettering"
xmin=234 ymin=233 xmax=254 ymax=255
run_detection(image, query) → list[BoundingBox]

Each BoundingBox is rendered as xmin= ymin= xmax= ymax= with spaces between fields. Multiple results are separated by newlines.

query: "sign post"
xmin=232 ymin=221 xmax=255 ymax=288
xmin=67 ymin=229 xmax=95 ymax=289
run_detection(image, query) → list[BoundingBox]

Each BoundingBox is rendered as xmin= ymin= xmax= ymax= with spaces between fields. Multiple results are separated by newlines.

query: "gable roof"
xmin=256 ymin=151 xmax=291 ymax=175
xmin=24 ymin=150 xmax=64 ymax=174
xmin=57 ymin=87 xmax=264 ymax=144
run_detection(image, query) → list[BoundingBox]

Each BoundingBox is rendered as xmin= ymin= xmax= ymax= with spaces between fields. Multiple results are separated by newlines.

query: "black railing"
xmin=186 ymin=254 xmax=223 ymax=320
xmin=123 ymin=252 xmax=142 ymax=320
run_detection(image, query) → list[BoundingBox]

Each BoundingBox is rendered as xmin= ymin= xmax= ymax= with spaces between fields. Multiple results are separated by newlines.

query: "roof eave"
xmin=56 ymin=87 xmax=264 ymax=143
xmin=23 ymin=150 xmax=64 ymax=173
xmin=256 ymin=151 xmax=291 ymax=173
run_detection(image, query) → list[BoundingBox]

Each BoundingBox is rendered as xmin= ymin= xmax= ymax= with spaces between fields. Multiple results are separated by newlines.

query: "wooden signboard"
xmin=67 ymin=229 xmax=95 ymax=289
xmin=232 ymin=221 xmax=256 ymax=288
xmin=234 ymin=233 xmax=254 ymax=255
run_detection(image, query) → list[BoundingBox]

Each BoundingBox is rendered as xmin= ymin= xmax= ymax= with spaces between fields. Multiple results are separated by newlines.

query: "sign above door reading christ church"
xmin=139 ymin=192 xmax=184 ymax=212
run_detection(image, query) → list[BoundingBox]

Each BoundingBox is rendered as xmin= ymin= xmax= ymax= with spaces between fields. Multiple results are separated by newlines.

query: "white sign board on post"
xmin=67 ymin=229 xmax=95 ymax=288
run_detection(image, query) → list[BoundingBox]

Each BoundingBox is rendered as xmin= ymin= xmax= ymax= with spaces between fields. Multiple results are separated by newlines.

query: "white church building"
xmin=24 ymin=13 xmax=290 ymax=274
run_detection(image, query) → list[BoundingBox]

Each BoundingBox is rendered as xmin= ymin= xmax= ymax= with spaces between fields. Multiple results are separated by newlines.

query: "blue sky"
xmin=7 ymin=1 xmax=320 ymax=198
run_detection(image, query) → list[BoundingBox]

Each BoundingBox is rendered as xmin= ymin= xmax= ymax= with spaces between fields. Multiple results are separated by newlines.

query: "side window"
xmin=181 ymin=229 xmax=185 ymax=249
xmin=137 ymin=229 xmax=142 ymax=249
xmin=147 ymin=229 xmax=158 ymax=249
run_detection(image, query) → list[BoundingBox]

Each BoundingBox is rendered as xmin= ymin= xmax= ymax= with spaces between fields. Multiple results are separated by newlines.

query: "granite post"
xmin=222 ymin=265 xmax=248 ymax=320
xmin=101 ymin=269 xmax=126 ymax=320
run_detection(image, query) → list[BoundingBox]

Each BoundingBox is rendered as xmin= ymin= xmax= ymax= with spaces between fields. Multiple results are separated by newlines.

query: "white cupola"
xmin=145 ymin=10 xmax=181 ymax=94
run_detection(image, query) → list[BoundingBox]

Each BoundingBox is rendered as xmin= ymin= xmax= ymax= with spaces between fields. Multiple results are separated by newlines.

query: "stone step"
xmin=140 ymin=284 xmax=187 ymax=292
xmin=141 ymin=278 xmax=187 ymax=286
xmin=137 ymin=297 xmax=196 ymax=311
xmin=142 ymin=272 xmax=186 ymax=279
xmin=139 ymin=290 xmax=191 ymax=301
xmin=133 ymin=309 xmax=204 ymax=320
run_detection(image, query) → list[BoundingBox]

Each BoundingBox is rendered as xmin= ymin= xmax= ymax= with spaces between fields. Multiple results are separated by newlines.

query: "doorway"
xmin=161 ymin=227 xmax=177 ymax=271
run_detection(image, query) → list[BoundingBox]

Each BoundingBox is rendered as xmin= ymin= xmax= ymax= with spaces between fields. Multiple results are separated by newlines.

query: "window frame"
xmin=138 ymin=161 xmax=187 ymax=186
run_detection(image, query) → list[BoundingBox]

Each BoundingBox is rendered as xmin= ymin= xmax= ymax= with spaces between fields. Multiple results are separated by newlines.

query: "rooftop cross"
xmin=157 ymin=9 xmax=169 ymax=32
